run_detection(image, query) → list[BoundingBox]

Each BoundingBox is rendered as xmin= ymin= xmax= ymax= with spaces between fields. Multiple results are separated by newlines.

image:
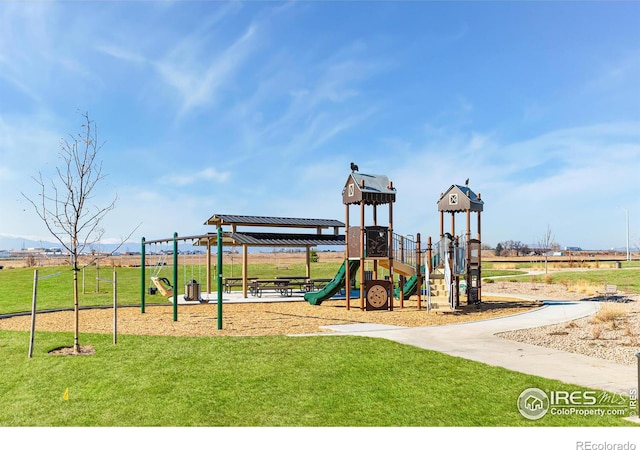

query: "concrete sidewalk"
xmin=321 ymin=298 xmax=638 ymax=394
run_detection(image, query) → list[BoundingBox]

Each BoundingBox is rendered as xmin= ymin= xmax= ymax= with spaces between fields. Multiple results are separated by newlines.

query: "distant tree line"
xmin=493 ymin=239 xmax=560 ymax=257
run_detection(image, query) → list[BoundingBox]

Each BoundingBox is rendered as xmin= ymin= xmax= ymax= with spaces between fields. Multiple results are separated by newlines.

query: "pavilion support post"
xmin=305 ymin=246 xmax=311 ymax=279
xmin=242 ymin=244 xmax=248 ymax=298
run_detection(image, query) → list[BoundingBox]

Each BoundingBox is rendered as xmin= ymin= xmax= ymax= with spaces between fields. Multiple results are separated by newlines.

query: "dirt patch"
xmin=48 ymin=345 xmax=96 ymax=356
xmin=0 ymin=296 xmax=540 ymax=337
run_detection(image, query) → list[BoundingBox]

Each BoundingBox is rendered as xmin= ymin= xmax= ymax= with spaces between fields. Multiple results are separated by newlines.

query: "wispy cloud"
xmin=225 ymin=40 xmax=386 ymax=165
xmin=160 ymin=167 xmax=230 ymax=186
xmin=95 ymin=44 xmax=147 ymax=65
xmin=386 ymin=120 xmax=640 ymax=247
xmin=97 ymin=5 xmax=260 ymax=119
xmin=0 ymin=115 xmax=61 ymax=172
xmin=0 ymin=2 xmax=98 ymax=105
xmin=156 ymin=22 xmax=259 ymax=118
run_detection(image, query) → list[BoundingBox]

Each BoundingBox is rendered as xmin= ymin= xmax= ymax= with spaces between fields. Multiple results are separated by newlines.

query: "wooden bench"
xmin=250 ymin=279 xmax=294 ymax=298
xmin=223 ymin=277 xmax=258 ymax=293
xmin=596 ymin=284 xmax=618 ymax=298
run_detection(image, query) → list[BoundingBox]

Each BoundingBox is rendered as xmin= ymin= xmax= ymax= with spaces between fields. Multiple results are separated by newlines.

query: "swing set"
xmin=147 ymin=243 xmax=205 ymax=301
xmin=148 ymin=251 xmax=175 ymax=298
xmin=141 ymin=230 xmax=224 ymax=329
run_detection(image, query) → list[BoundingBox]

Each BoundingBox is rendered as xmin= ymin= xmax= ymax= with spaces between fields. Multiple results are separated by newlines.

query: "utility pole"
xmin=625 ymin=209 xmax=630 ymax=261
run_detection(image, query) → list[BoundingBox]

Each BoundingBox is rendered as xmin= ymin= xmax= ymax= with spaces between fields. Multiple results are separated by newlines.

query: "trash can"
xmin=184 ymin=279 xmax=201 ymax=302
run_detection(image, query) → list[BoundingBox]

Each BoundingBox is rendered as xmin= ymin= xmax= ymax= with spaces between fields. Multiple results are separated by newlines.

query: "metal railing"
xmin=391 ymin=233 xmax=418 ymax=268
xmin=431 ymin=235 xmax=466 ymax=275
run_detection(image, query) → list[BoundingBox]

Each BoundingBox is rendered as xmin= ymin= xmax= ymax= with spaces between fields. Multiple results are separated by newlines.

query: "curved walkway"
xmin=321 ymin=295 xmax=637 ymax=394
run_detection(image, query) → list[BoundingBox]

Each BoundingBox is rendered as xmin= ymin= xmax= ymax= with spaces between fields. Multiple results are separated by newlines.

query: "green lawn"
xmin=0 ymin=263 xmax=637 ymax=427
xmin=0 ymin=330 xmax=633 ymax=427
xmin=0 ymin=262 xmax=345 ymax=314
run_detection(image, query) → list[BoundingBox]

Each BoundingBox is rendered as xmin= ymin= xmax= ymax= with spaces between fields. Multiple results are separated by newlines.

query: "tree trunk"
xmin=73 ymin=262 xmax=80 ymax=354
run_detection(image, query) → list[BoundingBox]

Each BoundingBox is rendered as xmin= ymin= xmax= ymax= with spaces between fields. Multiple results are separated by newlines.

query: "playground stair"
xmin=420 ymin=275 xmax=451 ymax=310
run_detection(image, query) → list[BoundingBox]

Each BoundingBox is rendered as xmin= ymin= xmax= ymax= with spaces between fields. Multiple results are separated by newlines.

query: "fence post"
xmin=113 ymin=269 xmax=118 ymax=345
xmin=28 ymin=270 xmax=38 ymax=358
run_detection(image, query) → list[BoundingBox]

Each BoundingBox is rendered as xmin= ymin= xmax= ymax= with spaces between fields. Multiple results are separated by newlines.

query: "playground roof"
xmin=204 ymin=214 xmax=345 ymax=230
xmin=437 ymin=184 xmax=484 ymax=213
xmin=342 ymin=172 xmax=396 ymax=205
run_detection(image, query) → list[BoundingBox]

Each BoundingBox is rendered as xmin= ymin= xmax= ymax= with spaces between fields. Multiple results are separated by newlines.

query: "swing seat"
xmin=151 ymin=276 xmax=174 ymax=298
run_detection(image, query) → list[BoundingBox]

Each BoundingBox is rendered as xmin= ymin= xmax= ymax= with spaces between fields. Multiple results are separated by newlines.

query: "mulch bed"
xmin=0 ymin=296 xmax=540 ymax=337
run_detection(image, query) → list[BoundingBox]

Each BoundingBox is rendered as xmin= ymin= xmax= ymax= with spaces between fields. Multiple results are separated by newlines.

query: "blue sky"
xmin=0 ymin=1 xmax=639 ymax=250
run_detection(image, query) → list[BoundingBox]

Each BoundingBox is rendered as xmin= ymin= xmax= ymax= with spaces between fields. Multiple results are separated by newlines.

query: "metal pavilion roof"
xmin=229 ymin=232 xmax=345 ymax=247
xmin=204 ymin=214 xmax=345 ymax=229
xmin=193 ymin=231 xmax=345 ymax=248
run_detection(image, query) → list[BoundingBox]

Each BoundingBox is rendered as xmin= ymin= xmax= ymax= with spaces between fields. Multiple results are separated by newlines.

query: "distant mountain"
xmin=0 ymin=235 xmax=142 ymax=254
xmin=0 ymin=235 xmax=59 ymax=252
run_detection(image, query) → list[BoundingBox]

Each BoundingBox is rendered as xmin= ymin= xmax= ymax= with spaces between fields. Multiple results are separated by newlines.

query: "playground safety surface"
xmin=0 ymin=294 xmax=540 ymax=337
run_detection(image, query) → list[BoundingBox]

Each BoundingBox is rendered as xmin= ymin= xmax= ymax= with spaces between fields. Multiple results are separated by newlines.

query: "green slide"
xmin=394 ymin=275 xmax=419 ymax=298
xmin=304 ymin=260 xmax=360 ymax=305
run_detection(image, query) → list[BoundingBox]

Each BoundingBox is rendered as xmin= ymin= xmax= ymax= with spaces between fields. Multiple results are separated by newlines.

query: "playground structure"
xmin=304 ymin=172 xmax=483 ymax=311
xmin=139 ymin=167 xmax=484 ymax=329
xmin=304 ymin=172 xmax=422 ymax=311
xmin=432 ymin=184 xmax=484 ymax=308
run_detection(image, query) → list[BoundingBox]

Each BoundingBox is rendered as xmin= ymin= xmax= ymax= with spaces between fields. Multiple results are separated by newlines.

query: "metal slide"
xmin=304 ymin=260 xmax=360 ymax=305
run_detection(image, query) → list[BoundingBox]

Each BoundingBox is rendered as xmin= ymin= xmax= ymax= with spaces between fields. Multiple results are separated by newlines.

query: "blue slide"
xmin=304 ymin=260 xmax=360 ymax=305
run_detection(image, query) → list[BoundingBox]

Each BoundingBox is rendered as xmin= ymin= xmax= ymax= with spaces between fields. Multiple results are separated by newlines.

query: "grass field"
xmin=0 ymin=261 xmax=637 ymax=427
xmin=0 ymin=262 xmax=347 ymax=315
xmin=0 ymin=262 xmax=525 ymax=315
xmin=0 ymin=329 xmax=633 ymax=427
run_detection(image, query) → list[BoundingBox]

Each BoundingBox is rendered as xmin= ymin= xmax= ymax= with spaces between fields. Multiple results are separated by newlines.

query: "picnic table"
xmin=306 ymin=278 xmax=332 ymax=291
xmin=247 ymin=277 xmax=336 ymax=297
xmin=274 ymin=276 xmax=311 ymax=291
xmin=223 ymin=277 xmax=258 ymax=293
xmin=250 ymin=279 xmax=296 ymax=298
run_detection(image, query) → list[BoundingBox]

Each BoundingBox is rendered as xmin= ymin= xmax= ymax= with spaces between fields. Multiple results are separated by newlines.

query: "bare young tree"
xmin=23 ymin=112 xmax=117 ymax=354
xmin=538 ymin=225 xmax=555 ymax=275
